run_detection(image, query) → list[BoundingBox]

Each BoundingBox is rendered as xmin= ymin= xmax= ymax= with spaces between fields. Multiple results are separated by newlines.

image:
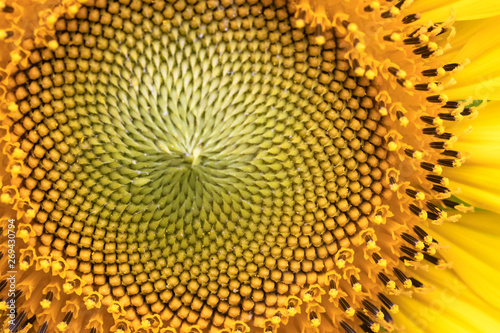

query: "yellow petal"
xmin=395 ymin=268 xmax=500 ymax=333
xmin=429 ymin=210 xmax=500 ymax=312
xmin=443 ymin=18 xmax=500 ymax=100
xmin=446 ymin=101 xmax=500 ymax=213
xmin=412 ymin=0 xmax=500 ymax=22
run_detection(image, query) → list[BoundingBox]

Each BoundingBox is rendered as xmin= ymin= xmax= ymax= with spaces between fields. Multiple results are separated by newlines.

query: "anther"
xmin=437 ymin=158 xmax=462 ymax=168
xmin=426 ymin=94 xmax=448 ymax=103
xmin=443 ymin=63 xmax=461 ymax=71
xmin=0 ymin=280 xmax=7 ymax=292
xmin=38 ymin=322 xmax=48 ymax=333
xmin=414 ymin=45 xmax=434 ymax=55
xmin=404 ymin=149 xmax=422 ymax=160
xmin=395 ymin=0 xmax=406 ymax=10
xmin=404 ymin=36 xmax=425 ymax=45
xmin=356 ymin=312 xmax=379 ymax=332
xmin=350 ymin=275 xmax=362 ymax=292
xmin=422 ymin=68 xmax=441 ymax=77
xmin=423 ymin=253 xmax=441 ymax=265
xmin=63 ymin=311 xmax=73 ymax=324
xmin=405 ymin=188 xmax=424 ymax=200
xmin=401 ymin=233 xmax=425 ymax=250
xmin=395 ymin=111 xmax=408 ymax=126
xmin=420 ymin=116 xmax=439 ymax=126
xmin=426 ymin=174 xmax=448 ymax=186
xmin=402 ymin=13 xmax=420 ymax=24
xmin=372 ymin=252 xmax=386 ymax=267
xmin=381 ymin=10 xmax=394 ymax=19
xmin=441 ymin=150 xmax=462 ymax=159
xmin=295 ymin=10 xmax=306 ymax=28
xmin=1 ymin=4 xmax=13 ymax=13
xmin=352 ymin=59 xmax=365 ymax=76
xmin=381 ymin=307 xmax=393 ymax=323
xmin=383 ymin=33 xmax=401 ymax=42
xmin=339 ymin=297 xmax=355 ymax=316
xmin=441 ymin=101 xmax=460 ymax=109
xmin=434 ymin=132 xmax=454 ymax=140
xmin=429 ymin=141 xmax=447 ymax=150
xmin=437 ymin=113 xmax=460 ymax=121
xmin=340 ymin=321 xmax=357 ymax=333
xmin=409 ymin=204 xmax=427 ymax=220
xmin=0 ymin=30 xmax=14 ymax=40
xmin=393 ymin=268 xmax=412 ymax=288
xmin=362 ymin=299 xmax=383 ymax=319
xmin=314 ymin=25 xmax=325 ymax=45
xmin=415 ymin=82 xmax=441 ymax=91
xmin=365 ymin=235 xmax=376 ymax=248
xmin=413 ymin=225 xmax=433 ymax=244
xmin=397 ymin=78 xmax=413 ymax=88
xmin=420 ymin=162 xmax=441 ymax=174
xmin=400 ymin=245 xmax=423 ymax=261
xmin=426 ymin=202 xmax=445 ymax=218
xmin=389 ymin=176 xmax=398 ymax=191
xmin=309 ymin=311 xmax=320 ymax=327
xmin=409 ymin=277 xmax=424 ymax=289
xmin=422 ymin=127 xmax=443 ymax=135
xmin=329 ymin=279 xmax=338 ymax=297
xmin=8 ymin=310 xmax=26 ymax=332
xmin=378 ymin=273 xmax=396 ymax=290
xmin=377 ymin=293 xmax=398 ymax=313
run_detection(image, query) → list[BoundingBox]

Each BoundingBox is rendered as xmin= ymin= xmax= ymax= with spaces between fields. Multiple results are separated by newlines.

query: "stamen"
xmin=340 ymin=321 xmax=357 ymax=333
xmin=442 ymin=199 xmax=461 ymax=209
xmin=377 ymin=293 xmax=398 ymax=312
xmin=422 ymin=68 xmax=442 ymax=77
xmin=1 ymin=4 xmax=14 ymax=13
xmin=404 ymin=149 xmax=423 ymax=160
xmin=362 ymin=299 xmax=384 ymax=319
xmin=409 ymin=204 xmax=427 ymax=220
xmin=356 ymin=312 xmax=380 ymax=332
xmin=426 ymin=94 xmax=448 ymax=103
xmin=420 ymin=162 xmax=442 ymax=174
xmin=437 ymin=112 xmax=461 ymax=121
xmin=400 ymin=245 xmax=423 ymax=261
xmin=441 ymin=101 xmax=461 ymax=109
xmin=429 ymin=141 xmax=447 ymax=150
xmin=425 ymin=174 xmax=448 ymax=186
xmin=378 ymin=273 xmax=396 ymax=290
xmin=38 ymin=322 xmax=49 ymax=333
xmin=401 ymin=233 xmax=425 ymax=250
xmin=8 ymin=310 xmax=26 ymax=332
xmin=393 ymin=268 xmax=412 ymax=288
xmin=441 ymin=150 xmax=462 ymax=158
xmin=413 ymin=225 xmax=434 ymax=243
xmin=423 ymin=253 xmax=441 ymax=265
xmin=443 ymin=63 xmax=461 ymax=71
xmin=339 ymin=297 xmax=355 ymax=316
xmin=402 ymin=13 xmax=420 ymax=24
xmin=437 ymin=158 xmax=462 ymax=168
xmin=434 ymin=132 xmax=454 ymax=140
xmin=405 ymin=188 xmax=425 ymax=200
xmin=372 ymin=253 xmax=387 ymax=267
xmin=409 ymin=277 xmax=424 ymax=289
xmin=381 ymin=307 xmax=393 ymax=323
xmin=350 ymin=275 xmax=362 ymax=292
xmin=0 ymin=280 xmax=7 ymax=292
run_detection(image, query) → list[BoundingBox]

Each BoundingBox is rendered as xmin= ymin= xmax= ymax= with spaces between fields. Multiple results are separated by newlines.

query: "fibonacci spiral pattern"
xmin=0 ymin=0 xmax=485 ymax=332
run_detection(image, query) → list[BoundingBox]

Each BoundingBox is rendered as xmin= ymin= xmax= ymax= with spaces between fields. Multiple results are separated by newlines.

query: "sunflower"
xmin=1 ymin=0 xmax=500 ymax=332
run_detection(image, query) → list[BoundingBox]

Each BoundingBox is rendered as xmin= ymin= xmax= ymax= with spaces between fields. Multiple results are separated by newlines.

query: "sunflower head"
xmin=0 ymin=0 xmax=491 ymax=332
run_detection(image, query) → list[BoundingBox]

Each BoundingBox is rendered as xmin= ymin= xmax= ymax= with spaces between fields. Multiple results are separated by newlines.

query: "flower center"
xmin=7 ymin=0 xmax=393 ymax=330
